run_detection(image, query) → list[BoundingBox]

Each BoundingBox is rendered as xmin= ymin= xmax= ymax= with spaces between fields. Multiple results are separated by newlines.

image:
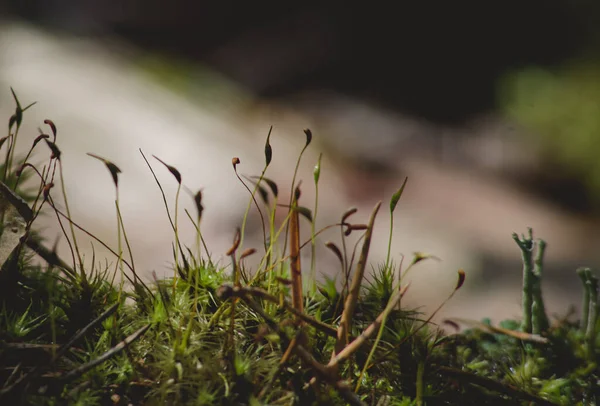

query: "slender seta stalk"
xmin=385 ymin=177 xmax=408 ymax=270
xmin=309 ymin=153 xmax=322 ymax=294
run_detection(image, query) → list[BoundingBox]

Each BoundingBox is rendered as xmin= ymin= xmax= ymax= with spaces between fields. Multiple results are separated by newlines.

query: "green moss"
xmin=0 ymin=89 xmax=598 ymax=405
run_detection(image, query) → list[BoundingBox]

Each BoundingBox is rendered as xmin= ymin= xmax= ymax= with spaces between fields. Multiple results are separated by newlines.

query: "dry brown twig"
xmin=217 ymin=284 xmax=366 ymax=406
xmin=333 ymin=201 xmax=381 ymax=358
xmin=217 ymin=201 xmax=391 ymax=405
xmin=289 ymin=183 xmax=304 ymax=317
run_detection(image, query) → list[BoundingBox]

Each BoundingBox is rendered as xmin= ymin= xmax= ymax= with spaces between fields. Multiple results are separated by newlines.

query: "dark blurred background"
xmin=4 ymin=0 xmax=600 ymax=211
xmin=2 ymin=1 xmax=600 ymax=319
xmin=2 ymin=1 xmax=593 ymax=118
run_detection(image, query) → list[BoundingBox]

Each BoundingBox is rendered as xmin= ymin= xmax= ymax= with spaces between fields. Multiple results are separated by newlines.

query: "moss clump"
xmin=0 ymin=89 xmax=598 ymax=405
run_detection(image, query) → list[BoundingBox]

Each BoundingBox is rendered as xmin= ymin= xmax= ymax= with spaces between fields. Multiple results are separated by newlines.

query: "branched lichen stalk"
xmin=531 ymin=239 xmax=549 ymax=333
xmin=586 ymin=272 xmax=598 ymax=359
xmin=512 ymin=228 xmax=534 ymax=333
xmin=577 ymin=268 xmax=591 ymax=334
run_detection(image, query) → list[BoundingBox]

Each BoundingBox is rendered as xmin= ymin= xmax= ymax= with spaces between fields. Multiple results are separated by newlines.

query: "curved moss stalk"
xmin=58 ymin=158 xmax=85 ymax=282
xmin=87 ymin=153 xmax=126 ymax=292
xmin=385 ymin=177 xmax=407 ymax=270
xmin=281 ymin=129 xmax=312 ymax=259
xmin=4 ymin=88 xmax=36 ymax=184
xmin=238 ymin=127 xmax=273 ymax=255
xmin=309 ymin=153 xmax=322 ymax=295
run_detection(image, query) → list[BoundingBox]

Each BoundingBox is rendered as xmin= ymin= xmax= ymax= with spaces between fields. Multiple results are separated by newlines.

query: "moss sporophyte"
xmin=0 ymin=89 xmax=598 ymax=405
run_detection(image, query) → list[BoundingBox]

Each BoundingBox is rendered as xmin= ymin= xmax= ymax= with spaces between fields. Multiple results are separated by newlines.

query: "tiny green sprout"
xmin=313 ymin=152 xmax=322 ymax=184
xmin=389 ymin=177 xmax=408 ymax=214
xmin=386 ymin=177 xmax=408 ymax=268
xmin=310 ymin=152 xmax=322 ymax=294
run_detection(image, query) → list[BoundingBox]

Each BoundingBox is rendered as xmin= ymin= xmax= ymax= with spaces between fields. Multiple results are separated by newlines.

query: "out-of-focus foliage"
xmin=499 ymin=59 xmax=600 ymax=199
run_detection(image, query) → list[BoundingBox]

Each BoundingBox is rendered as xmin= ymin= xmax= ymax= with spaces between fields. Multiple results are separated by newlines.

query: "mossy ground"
xmin=0 ymin=89 xmax=598 ymax=405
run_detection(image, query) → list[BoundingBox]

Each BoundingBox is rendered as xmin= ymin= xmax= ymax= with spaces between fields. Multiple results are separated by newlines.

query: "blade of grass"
xmin=354 ymin=283 xmax=411 ymax=391
xmin=61 ymin=324 xmax=151 ymax=382
xmin=290 ymin=184 xmax=303 ymax=316
xmin=219 ymin=284 xmax=336 ymax=336
xmin=333 ymin=201 xmax=381 ymax=358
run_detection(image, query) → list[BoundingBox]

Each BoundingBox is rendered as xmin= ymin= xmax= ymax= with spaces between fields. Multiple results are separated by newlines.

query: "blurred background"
xmin=1 ymin=1 xmax=600 ymax=322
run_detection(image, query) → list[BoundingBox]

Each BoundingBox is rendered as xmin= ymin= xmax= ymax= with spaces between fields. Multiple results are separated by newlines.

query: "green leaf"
xmin=313 ymin=153 xmax=322 ymax=184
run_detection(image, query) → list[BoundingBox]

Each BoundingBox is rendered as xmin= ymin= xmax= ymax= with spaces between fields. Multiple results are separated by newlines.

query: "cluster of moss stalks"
xmin=0 ymin=89 xmax=598 ymax=406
